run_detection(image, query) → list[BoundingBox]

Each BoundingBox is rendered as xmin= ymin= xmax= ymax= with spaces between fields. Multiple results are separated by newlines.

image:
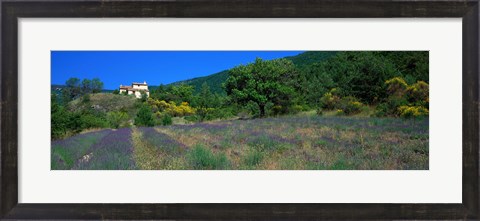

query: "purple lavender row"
xmin=51 ymin=130 xmax=112 ymax=170
xmin=73 ymin=128 xmax=136 ymax=170
xmin=139 ymin=127 xmax=187 ymax=156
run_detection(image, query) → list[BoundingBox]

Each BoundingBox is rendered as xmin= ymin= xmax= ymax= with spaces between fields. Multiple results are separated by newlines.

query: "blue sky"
xmin=51 ymin=51 xmax=304 ymax=90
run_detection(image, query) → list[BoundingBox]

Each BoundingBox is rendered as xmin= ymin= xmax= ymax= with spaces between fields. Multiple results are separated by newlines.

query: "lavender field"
xmin=51 ymin=115 xmax=428 ymax=170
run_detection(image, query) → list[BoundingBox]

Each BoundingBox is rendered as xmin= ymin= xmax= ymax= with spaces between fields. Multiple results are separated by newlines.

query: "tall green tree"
xmin=62 ymin=77 xmax=81 ymax=102
xmin=151 ymin=84 xmax=167 ymax=100
xmin=224 ymin=58 xmax=297 ymax=117
xmin=135 ymin=104 xmax=154 ymax=126
xmin=62 ymin=77 xmax=104 ymax=102
xmin=198 ymin=82 xmax=214 ymax=108
xmin=66 ymin=77 xmax=81 ymax=88
xmin=296 ymin=62 xmax=335 ymax=107
xmin=171 ymin=84 xmax=194 ymax=104
xmin=150 ymin=84 xmax=194 ymax=104
xmin=51 ymin=94 xmax=70 ymax=139
xmin=81 ymin=79 xmax=92 ymax=94
xmin=91 ymin=78 xmax=104 ymax=93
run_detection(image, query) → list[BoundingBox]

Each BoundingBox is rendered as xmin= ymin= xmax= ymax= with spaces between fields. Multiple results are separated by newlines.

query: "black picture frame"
xmin=1 ymin=0 xmax=478 ymax=220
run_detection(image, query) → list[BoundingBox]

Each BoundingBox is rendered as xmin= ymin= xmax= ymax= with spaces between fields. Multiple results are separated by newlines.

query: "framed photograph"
xmin=1 ymin=0 xmax=478 ymax=220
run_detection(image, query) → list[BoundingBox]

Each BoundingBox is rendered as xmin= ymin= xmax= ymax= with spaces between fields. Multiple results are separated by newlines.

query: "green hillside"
xmin=284 ymin=51 xmax=337 ymax=69
xmin=51 ymin=84 xmax=114 ymax=95
xmin=167 ymin=51 xmax=337 ymax=94
xmin=169 ymin=70 xmax=229 ymax=94
xmin=69 ymin=93 xmax=138 ymax=116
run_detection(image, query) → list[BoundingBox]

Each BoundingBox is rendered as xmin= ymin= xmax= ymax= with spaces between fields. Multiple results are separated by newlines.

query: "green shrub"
xmin=81 ymin=94 xmax=91 ymax=104
xmin=187 ymin=145 xmax=229 ymax=169
xmin=193 ymin=106 xmax=236 ymax=122
xmin=330 ymin=157 xmax=350 ymax=170
xmin=161 ymin=114 xmax=173 ymax=126
xmin=290 ymin=105 xmax=303 ymax=114
xmin=107 ymin=111 xmax=130 ymax=128
xmin=360 ymin=105 xmax=371 ymax=115
xmin=374 ymin=103 xmax=389 ymax=117
xmin=237 ymin=111 xmax=251 ymax=120
xmin=247 ymin=135 xmax=291 ymax=152
xmin=135 ymin=104 xmax=154 ymax=126
xmin=196 ymin=107 xmax=233 ymax=121
xmin=375 ymin=96 xmax=409 ymax=117
xmin=337 ymin=96 xmax=363 ymax=115
xmin=184 ymin=115 xmax=200 ymax=123
xmin=316 ymin=108 xmax=324 ymax=116
xmin=265 ymin=102 xmax=276 ymax=116
xmin=51 ymin=95 xmax=71 ymax=139
xmin=319 ymin=89 xmax=341 ymax=110
xmin=243 ymin=149 xmax=264 ymax=168
xmin=79 ymin=114 xmax=109 ymax=129
xmin=209 ymin=107 xmax=235 ymax=120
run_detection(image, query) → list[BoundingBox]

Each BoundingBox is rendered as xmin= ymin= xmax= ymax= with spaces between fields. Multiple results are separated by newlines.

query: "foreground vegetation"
xmin=52 ymin=114 xmax=428 ymax=170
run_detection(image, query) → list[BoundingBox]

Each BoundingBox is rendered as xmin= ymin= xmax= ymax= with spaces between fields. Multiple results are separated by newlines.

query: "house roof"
xmin=132 ymin=82 xmax=148 ymax=85
xmin=119 ymin=86 xmax=149 ymax=92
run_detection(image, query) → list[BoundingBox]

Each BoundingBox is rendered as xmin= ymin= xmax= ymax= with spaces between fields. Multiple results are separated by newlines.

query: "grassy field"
xmin=51 ymin=115 xmax=428 ymax=170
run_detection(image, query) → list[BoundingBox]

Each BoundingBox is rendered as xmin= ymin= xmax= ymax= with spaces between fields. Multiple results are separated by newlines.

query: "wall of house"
xmin=134 ymin=91 xmax=141 ymax=98
xmin=133 ymin=84 xmax=148 ymax=90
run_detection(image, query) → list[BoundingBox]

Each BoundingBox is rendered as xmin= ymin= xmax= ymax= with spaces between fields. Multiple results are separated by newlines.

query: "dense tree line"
xmin=61 ymin=77 xmax=104 ymax=103
xmin=293 ymin=51 xmax=428 ymax=107
xmin=222 ymin=51 xmax=428 ymax=118
xmin=148 ymin=51 xmax=428 ymax=120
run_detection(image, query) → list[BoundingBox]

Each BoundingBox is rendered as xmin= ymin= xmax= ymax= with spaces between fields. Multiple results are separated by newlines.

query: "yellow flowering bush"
xmin=406 ymin=81 xmax=429 ymax=105
xmin=385 ymin=77 xmax=408 ymax=97
xmin=350 ymin=101 xmax=363 ymax=109
xmin=398 ymin=105 xmax=429 ymax=119
xmin=337 ymin=96 xmax=364 ymax=115
xmin=377 ymin=78 xmax=429 ymax=118
xmin=320 ymin=89 xmax=364 ymax=115
xmin=172 ymin=102 xmax=196 ymax=116
xmin=320 ymin=88 xmax=341 ymax=110
xmin=148 ymin=98 xmax=196 ymax=117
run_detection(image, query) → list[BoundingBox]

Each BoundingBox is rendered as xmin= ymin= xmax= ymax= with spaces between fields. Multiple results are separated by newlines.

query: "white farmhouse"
xmin=119 ymin=81 xmax=150 ymax=99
